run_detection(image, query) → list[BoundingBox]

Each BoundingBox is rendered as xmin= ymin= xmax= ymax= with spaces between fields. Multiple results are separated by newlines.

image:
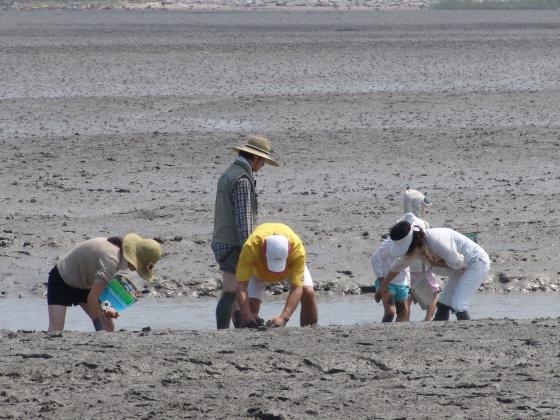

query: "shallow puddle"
xmin=1 ymin=292 xmax=559 ymax=332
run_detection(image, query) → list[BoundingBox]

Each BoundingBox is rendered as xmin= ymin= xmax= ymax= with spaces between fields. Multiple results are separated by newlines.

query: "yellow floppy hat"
xmin=122 ymin=233 xmax=161 ymax=282
xmin=232 ymin=135 xmax=279 ymax=167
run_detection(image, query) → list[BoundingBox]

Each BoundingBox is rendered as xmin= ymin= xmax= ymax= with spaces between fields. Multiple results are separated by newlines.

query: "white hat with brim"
xmin=263 ymin=235 xmax=289 ymax=273
xmin=232 ymin=135 xmax=279 ymax=167
xmin=122 ymin=233 xmax=162 ymax=282
xmin=389 ymin=227 xmax=414 ymax=257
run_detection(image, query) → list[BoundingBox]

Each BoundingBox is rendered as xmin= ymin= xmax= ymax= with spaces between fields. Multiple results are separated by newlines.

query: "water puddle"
xmin=1 ymin=292 xmax=558 ymax=332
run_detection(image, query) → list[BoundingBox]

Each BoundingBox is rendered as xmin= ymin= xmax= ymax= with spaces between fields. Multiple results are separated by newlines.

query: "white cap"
xmin=264 ymin=235 xmax=289 ymax=272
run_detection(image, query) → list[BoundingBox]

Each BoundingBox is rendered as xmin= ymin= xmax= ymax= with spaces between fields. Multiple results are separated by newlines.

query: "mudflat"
xmin=2 ymin=10 xmax=560 ymax=299
xmin=2 ymin=319 xmax=560 ymax=418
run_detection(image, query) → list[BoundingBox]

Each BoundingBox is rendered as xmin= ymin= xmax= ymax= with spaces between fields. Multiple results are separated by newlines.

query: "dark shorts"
xmin=47 ymin=266 xmax=90 ymax=306
xmin=211 ymin=242 xmax=241 ymax=274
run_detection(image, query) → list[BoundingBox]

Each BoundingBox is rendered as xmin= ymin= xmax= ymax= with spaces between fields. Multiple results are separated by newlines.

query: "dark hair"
xmin=107 ymin=236 xmax=123 ymax=249
xmin=389 ymin=221 xmax=425 ymax=255
xmin=389 ymin=221 xmax=410 ymax=241
xmin=407 ymin=230 xmax=425 ymax=255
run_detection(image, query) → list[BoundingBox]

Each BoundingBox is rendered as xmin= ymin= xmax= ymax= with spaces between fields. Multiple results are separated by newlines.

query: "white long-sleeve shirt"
xmin=389 ymin=227 xmax=489 ymax=275
xmin=371 ymin=239 xmax=410 ymax=286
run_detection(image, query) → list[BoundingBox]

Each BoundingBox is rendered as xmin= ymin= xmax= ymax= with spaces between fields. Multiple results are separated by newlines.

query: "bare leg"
xmin=381 ymin=293 xmax=396 ymax=322
xmin=300 ymin=286 xmax=318 ymax=326
xmin=48 ymin=305 xmax=67 ymax=333
xmin=424 ymin=294 xmax=438 ymax=321
xmin=249 ymin=298 xmax=261 ymax=316
xmin=395 ymin=300 xmax=409 ymax=322
xmin=405 ymin=296 xmax=413 ymax=321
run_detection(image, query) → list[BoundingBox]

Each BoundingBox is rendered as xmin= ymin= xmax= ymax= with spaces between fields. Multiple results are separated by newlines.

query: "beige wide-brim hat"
xmin=232 ymin=135 xmax=279 ymax=167
xmin=122 ymin=233 xmax=162 ymax=282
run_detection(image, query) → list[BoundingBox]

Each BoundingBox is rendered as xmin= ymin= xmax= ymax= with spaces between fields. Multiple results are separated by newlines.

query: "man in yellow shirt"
xmin=236 ymin=223 xmax=318 ymax=327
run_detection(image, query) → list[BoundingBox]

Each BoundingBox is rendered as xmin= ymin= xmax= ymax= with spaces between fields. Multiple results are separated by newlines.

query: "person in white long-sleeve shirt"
xmin=378 ymin=214 xmax=491 ymax=321
xmin=371 ymin=239 xmax=410 ymax=322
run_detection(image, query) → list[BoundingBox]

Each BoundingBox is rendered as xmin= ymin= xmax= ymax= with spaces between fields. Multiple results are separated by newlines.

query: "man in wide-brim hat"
xmin=211 ymin=135 xmax=279 ymax=329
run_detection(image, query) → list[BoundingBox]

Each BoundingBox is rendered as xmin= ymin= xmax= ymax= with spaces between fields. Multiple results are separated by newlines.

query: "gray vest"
xmin=212 ymin=159 xmax=257 ymax=245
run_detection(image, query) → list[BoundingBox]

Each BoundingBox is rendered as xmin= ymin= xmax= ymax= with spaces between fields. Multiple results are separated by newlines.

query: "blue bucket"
xmin=98 ymin=274 xmax=139 ymax=313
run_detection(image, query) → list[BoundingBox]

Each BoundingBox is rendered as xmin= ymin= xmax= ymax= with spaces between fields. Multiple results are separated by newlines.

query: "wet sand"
xmin=2 ymin=319 xmax=560 ymax=419
xmin=1 ymin=9 xmax=560 ymax=418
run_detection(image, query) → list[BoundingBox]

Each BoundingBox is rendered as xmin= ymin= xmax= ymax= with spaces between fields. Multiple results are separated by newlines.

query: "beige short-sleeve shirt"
xmin=56 ymin=238 xmax=126 ymax=289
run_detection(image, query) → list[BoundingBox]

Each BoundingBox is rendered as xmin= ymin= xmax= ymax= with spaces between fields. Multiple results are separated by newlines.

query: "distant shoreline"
xmin=4 ymin=0 xmax=560 ymax=11
xmin=2 ymin=0 xmax=433 ymax=11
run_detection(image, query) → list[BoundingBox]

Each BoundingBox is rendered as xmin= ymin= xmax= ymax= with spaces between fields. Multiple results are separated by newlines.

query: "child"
xmin=371 ymin=238 xmax=410 ymax=322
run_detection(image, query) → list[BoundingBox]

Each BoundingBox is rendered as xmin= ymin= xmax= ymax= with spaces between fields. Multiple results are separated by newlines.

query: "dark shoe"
xmin=455 ymin=310 xmax=471 ymax=320
xmin=433 ymin=302 xmax=451 ymax=321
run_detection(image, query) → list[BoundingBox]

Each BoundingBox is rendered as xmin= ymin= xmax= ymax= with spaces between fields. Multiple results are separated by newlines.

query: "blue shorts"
xmin=375 ymin=278 xmax=409 ymax=302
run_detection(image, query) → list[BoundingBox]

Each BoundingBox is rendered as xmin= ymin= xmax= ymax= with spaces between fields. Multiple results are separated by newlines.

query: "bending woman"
xmin=47 ymin=233 xmax=161 ymax=333
xmin=380 ymin=215 xmax=490 ymax=321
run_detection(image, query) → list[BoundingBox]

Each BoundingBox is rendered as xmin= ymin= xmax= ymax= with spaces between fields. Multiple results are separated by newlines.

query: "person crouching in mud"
xmin=381 ymin=216 xmax=490 ymax=321
xmin=47 ymin=233 xmax=161 ymax=333
xmin=235 ymin=223 xmax=318 ymax=328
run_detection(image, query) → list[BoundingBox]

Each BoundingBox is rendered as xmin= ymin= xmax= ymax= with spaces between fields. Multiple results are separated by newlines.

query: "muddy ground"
xmin=1 ymin=10 xmax=560 ymax=300
xmin=2 ymin=319 xmax=560 ymax=419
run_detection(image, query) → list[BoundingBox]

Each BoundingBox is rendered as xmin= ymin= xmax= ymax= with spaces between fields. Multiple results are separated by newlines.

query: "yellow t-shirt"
xmin=236 ymin=223 xmax=306 ymax=286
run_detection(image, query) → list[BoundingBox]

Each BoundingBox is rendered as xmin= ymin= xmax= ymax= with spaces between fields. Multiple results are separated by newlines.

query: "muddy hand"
xmin=103 ymin=308 xmax=120 ymax=319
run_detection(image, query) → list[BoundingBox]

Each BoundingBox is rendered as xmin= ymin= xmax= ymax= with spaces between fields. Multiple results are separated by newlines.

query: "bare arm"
xmin=268 ymin=284 xmax=303 ymax=327
xmin=87 ymin=282 xmax=107 ymax=331
xmin=236 ymin=281 xmax=256 ymax=321
xmin=375 ymin=271 xmax=398 ymax=303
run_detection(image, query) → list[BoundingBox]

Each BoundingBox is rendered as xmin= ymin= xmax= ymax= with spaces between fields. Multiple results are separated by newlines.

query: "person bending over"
xmin=236 ymin=223 xmax=318 ymax=328
xmin=383 ymin=216 xmax=490 ymax=321
xmin=47 ymin=233 xmax=161 ymax=333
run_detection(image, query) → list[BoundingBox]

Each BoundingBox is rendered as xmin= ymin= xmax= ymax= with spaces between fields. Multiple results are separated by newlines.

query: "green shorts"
xmin=375 ymin=278 xmax=409 ymax=302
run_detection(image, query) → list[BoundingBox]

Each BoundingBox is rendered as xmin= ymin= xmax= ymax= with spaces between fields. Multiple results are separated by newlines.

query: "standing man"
xmin=211 ymin=135 xmax=279 ymax=329
xmin=236 ymin=223 xmax=318 ymax=328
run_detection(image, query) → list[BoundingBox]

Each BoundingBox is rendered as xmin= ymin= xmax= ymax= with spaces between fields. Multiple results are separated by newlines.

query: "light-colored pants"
xmin=438 ymin=258 xmax=490 ymax=312
xmin=248 ymin=266 xmax=313 ymax=300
